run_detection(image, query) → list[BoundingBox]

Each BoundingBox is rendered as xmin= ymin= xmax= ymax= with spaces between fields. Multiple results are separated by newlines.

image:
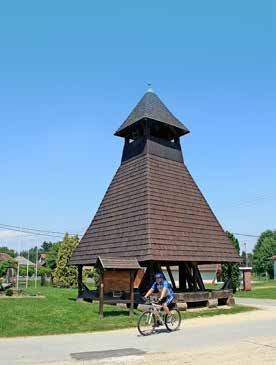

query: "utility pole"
xmin=244 ymin=242 xmax=248 ymax=267
xmin=16 ymin=225 xmax=22 ymax=290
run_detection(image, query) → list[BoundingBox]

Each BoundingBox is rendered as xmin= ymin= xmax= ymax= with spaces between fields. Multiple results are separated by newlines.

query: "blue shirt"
xmin=151 ymin=280 xmax=175 ymax=298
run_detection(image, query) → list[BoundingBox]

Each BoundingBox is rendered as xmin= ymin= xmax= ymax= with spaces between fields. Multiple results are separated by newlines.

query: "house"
xmin=38 ymin=253 xmax=47 ymax=266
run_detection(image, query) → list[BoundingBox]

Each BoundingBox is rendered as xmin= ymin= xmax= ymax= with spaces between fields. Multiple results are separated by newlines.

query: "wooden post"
xmin=129 ymin=271 xmax=135 ymax=317
xmin=138 ymin=261 xmax=154 ymax=294
xmin=183 ymin=263 xmax=193 ymax=291
xmin=192 ymin=263 xmax=205 ymax=291
xmin=77 ymin=265 xmax=83 ymax=298
xmin=99 ymin=273 xmax=104 ymax=319
xmin=179 ymin=264 xmax=186 ymax=290
xmin=166 ymin=262 xmax=176 ymax=290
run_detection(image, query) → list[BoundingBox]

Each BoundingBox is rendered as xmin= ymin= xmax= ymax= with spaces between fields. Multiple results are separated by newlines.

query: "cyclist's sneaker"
xmin=155 ymin=320 xmax=162 ymax=327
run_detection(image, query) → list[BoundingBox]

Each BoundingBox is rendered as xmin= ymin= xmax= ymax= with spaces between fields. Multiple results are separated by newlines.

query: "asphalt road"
xmin=1 ymin=298 xmax=276 ymax=365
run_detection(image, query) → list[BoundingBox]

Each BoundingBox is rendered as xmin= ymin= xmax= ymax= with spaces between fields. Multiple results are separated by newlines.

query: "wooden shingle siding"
xmin=96 ymin=257 xmax=141 ymax=270
xmin=70 ymin=90 xmax=241 ymax=267
xmin=70 ymin=153 xmax=240 ymax=265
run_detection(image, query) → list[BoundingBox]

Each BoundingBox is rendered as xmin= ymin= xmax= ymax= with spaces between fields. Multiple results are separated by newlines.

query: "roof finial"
xmin=147 ymin=82 xmax=153 ymax=93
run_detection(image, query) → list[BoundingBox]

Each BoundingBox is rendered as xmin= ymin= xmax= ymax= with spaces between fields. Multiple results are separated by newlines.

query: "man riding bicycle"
xmin=144 ymin=273 xmax=175 ymax=315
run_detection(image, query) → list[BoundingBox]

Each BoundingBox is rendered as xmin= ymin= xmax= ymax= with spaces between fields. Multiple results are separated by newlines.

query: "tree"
xmin=252 ymin=230 xmax=276 ymax=278
xmin=19 ymin=265 xmax=35 ymax=277
xmin=0 ymin=246 xmax=17 ymax=258
xmin=222 ymin=231 xmax=241 ymax=292
xmin=37 ymin=266 xmax=51 ymax=276
xmin=52 ymin=234 xmax=79 ymax=288
xmin=45 ymin=242 xmax=60 ymax=270
xmin=20 ymin=247 xmax=41 ymax=264
xmin=41 ymin=241 xmax=54 ymax=253
xmin=0 ymin=259 xmax=17 ymax=277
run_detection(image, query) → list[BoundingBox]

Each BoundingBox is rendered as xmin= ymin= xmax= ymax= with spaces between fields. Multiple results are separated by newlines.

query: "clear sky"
xmin=0 ymin=1 xmax=275 ymax=253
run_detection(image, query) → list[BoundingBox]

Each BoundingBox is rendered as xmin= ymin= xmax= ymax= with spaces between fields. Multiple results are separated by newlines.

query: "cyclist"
xmin=144 ymin=273 xmax=175 ymax=315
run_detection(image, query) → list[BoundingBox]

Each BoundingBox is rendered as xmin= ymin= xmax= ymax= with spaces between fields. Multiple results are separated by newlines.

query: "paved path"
xmin=1 ymin=299 xmax=276 ymax=365
xmin=236 ymin=297 xmax=276 ymax=306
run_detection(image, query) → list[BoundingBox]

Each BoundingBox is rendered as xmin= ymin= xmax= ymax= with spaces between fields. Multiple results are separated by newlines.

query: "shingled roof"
xmin=70 ymin=90 xmax=240 ymax=266
xmin=115 ymin=90 xmax=190 ymax=137
xmin=0 ymin=253 xmax=14 ymax=261
xmin=70 ymin=153 xmax=240 ymax=265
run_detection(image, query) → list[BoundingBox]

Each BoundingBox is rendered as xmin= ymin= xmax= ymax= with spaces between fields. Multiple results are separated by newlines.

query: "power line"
xmin=0 ymin=222 xmax=263 ymax=241
xmin=0 ymin=223 xmax=84 ymax=239
xmin=0 ymin=227 xmax=63 ymax=239
xmin=232 ymin=232 xmax=260 ymax=238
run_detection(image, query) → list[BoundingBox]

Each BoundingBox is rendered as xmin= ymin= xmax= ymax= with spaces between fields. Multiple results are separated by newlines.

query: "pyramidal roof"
xmin=115 ymin=90 xmax=190 ymax=137
xmin=70 ymin=154 xmax=241 ymax=265
xmin=69 ymin=90 xmax=240 ymax=266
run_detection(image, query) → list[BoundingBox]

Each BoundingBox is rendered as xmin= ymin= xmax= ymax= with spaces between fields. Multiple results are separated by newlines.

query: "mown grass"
xmin=0 ymin=285 xmax=257 ymax=337
xmin=234 ymin=280 xmax=276 ymax=299
xmin=251 ymin=280 xmax=276 ymax=288
xmin=235 ymin=288 xmax=276 ymax=299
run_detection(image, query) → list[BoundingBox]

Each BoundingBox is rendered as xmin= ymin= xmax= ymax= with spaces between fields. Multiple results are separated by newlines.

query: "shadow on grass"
xmin=103 ymin=310 xmax=134 ymax=317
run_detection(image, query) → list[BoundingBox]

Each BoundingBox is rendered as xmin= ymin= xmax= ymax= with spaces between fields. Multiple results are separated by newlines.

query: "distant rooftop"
xmin=0 ymin=252 xmax=14 ymax=261
xmin=14 ymin=255 xmax=35 ymax=266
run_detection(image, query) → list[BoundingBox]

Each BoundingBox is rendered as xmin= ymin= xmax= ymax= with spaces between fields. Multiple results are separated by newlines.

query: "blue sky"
xmin=0 ymin=1 xmax=275 ymax=252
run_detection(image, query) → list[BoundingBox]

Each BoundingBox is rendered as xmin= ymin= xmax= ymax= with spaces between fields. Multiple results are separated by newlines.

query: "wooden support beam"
xmin=129 ymin=271 xmax=135 ymax=317
xmin=166 ymin=262 xmax=176 ymax=290
xmin=182 ymin=263 xmax=193 ymax=291
xmin=191 ymin=264 xmax=197 ymax=291
xmin=138 ymin=262 xmax=154 ymax=294
xmin=99 ymin=274 xmax=104 ymax=319
xmin=192 ymin=263 xmax=205 ymax=291
xmin=154 ymin=261 xmax=162 ymax=273
xmin=77 ymin=265 xmax=83 ymax=298
xmin=179 ymin=263 xmax=187 ymax=290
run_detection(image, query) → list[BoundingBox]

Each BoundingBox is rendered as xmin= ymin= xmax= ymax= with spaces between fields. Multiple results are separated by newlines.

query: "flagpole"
xmin=35 ymin=246 xmax=38 ymax=288
xmin=26 ymin=249 xmax=29 ymax=288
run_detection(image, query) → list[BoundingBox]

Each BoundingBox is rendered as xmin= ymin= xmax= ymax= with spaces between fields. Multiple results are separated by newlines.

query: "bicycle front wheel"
xmin=137 ymin=310 xmax=156 ymax=336
xmin=165 ymin=308 xmax=181 ymax=332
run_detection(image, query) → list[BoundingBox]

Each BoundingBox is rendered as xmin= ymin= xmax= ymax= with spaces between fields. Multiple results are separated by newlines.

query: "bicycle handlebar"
xmin=143 ymin=297 xmax=161 ymax=305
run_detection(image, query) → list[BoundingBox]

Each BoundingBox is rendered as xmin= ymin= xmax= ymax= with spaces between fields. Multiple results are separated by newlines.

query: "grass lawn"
xmin=206 ymin=280 xmax=276 ymax=300
xmin=235 ymin=280 xmax=276 ymax=299
xmin=251 ymin=280 xmax=276 ymax=288
xmin=0 ymin=285 xmax=257 ymax=338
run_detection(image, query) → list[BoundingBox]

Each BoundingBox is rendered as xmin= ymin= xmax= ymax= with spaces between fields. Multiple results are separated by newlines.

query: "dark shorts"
xmin=160 ymin=296 xmax=175 ymax=306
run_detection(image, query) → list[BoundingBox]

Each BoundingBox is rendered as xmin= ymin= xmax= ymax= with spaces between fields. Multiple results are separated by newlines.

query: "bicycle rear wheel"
xmin=137 ymin=310 xmax=156 ymax=336
xmin=165 ymin=308 xmax=181 ymax=331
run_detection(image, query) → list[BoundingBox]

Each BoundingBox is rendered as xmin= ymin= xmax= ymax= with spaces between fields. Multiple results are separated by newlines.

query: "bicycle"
xmin=137 ymin=298 xmax=182 ymax=336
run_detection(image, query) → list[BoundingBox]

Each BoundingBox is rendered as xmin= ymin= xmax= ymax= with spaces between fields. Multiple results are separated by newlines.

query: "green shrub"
xmin=93 ymin=268 xmax=102 ymax=290
xmin=37 ymin=266 xmax=52 ymax=276
xmin=5 ymin=288 xmax=13 ymax=296
xmin=222 ymin=231 xmax=241 ymax=293
xmin=19 ymin=266 xmax=35 ymax=277
xmin=84 ymin=268 xmax=94 ymax=278
xmin=0 ymin=259 xmax=17 ymax=277
xmin=53 ymin=233 xmax=79 ymax=288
